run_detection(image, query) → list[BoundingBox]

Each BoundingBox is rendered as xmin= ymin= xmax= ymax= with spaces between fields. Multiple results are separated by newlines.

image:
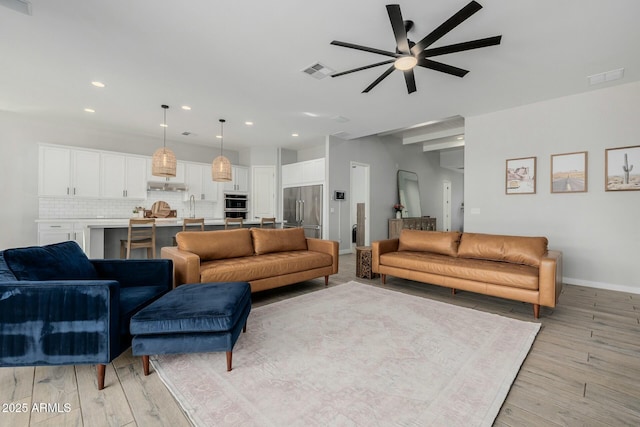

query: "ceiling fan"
xmin=330 ymin=1 xmax=502 ymax=94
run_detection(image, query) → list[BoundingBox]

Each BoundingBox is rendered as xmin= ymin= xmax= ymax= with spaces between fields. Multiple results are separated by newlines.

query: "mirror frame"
xmin=397 ymin=170 xmax=422 ymax=218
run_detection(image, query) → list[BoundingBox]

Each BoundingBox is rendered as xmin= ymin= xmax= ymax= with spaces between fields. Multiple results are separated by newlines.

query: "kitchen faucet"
xmin=189 ymin=194 xmax=195 ymax=218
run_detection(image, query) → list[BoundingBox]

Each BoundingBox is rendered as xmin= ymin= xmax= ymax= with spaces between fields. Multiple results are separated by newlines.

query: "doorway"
xmin=442 ymin=180 xmax=452 ymax=232
xmin=350 ymin=162 xmax=370 ymax=249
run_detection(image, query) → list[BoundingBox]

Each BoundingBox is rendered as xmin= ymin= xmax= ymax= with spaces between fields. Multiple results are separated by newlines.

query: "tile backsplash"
xmin=39 ymin=192 xmax=220 ymax=219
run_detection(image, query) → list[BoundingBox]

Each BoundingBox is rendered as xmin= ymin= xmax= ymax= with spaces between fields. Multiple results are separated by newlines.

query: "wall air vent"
xmin=302 ymin=62 xmax=334 ymax=80
xmin=588 ymin=68 xmax=624 ymax=86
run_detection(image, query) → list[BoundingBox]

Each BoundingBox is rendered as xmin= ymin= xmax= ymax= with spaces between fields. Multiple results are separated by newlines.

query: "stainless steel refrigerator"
xmin=283 ymin=185 xmax=323 ymax=238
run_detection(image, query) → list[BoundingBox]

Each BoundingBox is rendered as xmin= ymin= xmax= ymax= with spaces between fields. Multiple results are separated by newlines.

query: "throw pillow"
xmin=251 ymin=227 xmax=308 ymax=255
xmin=3 ymin=241 xmax=98 ymax=281
xmin=397 ymin=230 xmax=462 ymax=257
xmin=457 ymin=233 xmax=548 ymax=267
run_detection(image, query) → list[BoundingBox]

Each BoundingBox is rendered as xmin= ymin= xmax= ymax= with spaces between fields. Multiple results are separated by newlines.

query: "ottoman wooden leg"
xmin=142 ymin=355 xmax=150 ymax=376
xmin=243 ymin=323 xmax=247 ymax=333
xmin=226 ymin=351 xmax=232 ymax=371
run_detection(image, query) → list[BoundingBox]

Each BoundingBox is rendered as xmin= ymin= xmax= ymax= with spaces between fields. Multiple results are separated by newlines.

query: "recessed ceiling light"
xmin=292 ymin=133 xmax=299 ymax=137
xmin=457 ymin=136 xmax=464 ymax=140
xmin=160 ymin=124 xmax=168 ymax=128
xmin=84 ymin=108 xmax=95 ymax=113
xmin=245 ymin=121 xmax=254 ymax=126
xmin=91 ymin=81 xmax=105 ymax=88
xmin=303 ymin=112 xmax=319 ymax=117
xmin=181 ymin=105 xmax=191 ymax=110
xmin=216 ymin=135 xmax=222 ymax=139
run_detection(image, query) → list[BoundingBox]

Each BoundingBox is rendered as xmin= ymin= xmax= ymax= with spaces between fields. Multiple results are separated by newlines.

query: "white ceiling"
xmin=1 ymin=0 xmax=639 ymax=150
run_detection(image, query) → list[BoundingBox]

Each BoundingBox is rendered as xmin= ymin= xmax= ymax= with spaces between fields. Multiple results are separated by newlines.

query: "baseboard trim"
xmin=339 ymin=249 xmax=354 ymax=255
xmin=564 ymin=276 xmax=640 ymax=295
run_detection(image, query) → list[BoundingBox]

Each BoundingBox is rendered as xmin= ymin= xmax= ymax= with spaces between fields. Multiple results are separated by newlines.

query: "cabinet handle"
xmin=67 ymin=187 xmax=70 ymax=195
xmin=73 ymin=188 xmax=76 ymax=195
xmin=67 ymin=233 xmax=71 ymax=240
xmin=50 ymin=225 xmax=62 ymax=228
xmin=201 ymin=194 xmax=204 ymax=200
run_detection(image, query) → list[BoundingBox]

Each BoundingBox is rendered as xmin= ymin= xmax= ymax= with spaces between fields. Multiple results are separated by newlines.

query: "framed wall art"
xmin=605 ymin=145 xmax=640 ymax=191
xmin=551 ymin=151 xmax=588 ymax=193
xmin=506 ymin=156 xmax=536 ymax=195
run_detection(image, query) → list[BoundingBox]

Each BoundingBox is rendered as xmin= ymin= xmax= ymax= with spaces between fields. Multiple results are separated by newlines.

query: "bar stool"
xmin=173 ymin=218 xmax=205 ymax=246
xmin=120 ymin=218 xmax=156 ymax=259
xmin=225 ymin=218 xmax=243 ymax=230
xmin=260 ymin=217 xmax=276 ymax=228
xmin=183 ymin=218 xmax=205 ymax=231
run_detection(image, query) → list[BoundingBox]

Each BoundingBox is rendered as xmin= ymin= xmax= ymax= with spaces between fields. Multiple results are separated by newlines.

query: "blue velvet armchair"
xmin=0 ymin=241 xmax=172 ymax=390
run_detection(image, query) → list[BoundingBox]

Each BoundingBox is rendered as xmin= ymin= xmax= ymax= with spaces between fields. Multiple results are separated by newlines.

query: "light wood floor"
xmin=1 ymin=253 xmax=639 ymax=426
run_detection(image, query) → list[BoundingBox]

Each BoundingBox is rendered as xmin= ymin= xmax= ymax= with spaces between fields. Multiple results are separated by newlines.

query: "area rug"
xmin=150 ymin=281 xmax=540 ymax=426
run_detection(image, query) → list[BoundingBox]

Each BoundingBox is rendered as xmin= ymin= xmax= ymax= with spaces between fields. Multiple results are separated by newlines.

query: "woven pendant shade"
xmin=212 ymin=155 xmax=232 ymax=181
xmin=152 ymin=147 xmax=177 ymax=177
xmin=212 ymin=118 xmax=232 ymax=182
xmin=152 ymin=104 xmax=176 ymax=177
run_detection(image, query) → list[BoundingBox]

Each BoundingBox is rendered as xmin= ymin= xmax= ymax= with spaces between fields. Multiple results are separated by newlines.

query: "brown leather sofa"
xmin=161 ymin=227 xmax=339 ymax=292
xmin=372 ymin=230 xmax=563 ymax=318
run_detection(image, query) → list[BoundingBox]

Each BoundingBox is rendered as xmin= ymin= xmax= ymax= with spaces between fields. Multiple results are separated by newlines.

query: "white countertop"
xmin=37 ymin=218 xmax=267 ymax=228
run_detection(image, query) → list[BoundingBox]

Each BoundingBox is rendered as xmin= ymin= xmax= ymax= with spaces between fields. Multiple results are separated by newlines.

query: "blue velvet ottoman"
xmin=130 ymin=281 xmax=251 ymax=375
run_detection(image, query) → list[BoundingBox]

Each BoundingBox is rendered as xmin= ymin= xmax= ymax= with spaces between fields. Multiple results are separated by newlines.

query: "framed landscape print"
xmin=605 ymin=145 xmax=640 ymax=191
xmin=551 ymin=151 xmax=588 ymax=193
xmin=506 ymin=156 xmax=536 ymax=194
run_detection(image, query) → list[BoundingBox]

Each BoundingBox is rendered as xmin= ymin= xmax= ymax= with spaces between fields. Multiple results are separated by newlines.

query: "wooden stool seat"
xmin=225 ymin=217 xmax=243 ymax=229
xmin=260 ymin=217 xmax=276 ymax=228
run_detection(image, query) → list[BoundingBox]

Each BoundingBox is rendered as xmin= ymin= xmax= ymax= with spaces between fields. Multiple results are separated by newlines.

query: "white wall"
xmin=465 ymin=81 xmax=640 ymax=292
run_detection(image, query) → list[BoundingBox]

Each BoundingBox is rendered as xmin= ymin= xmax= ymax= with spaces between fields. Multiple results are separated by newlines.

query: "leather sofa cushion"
xmin=398 ymin=230 xmax=461 ymax=256
xmin=200 ymin=251 xmax=332 ymax=283
xmin=251 ymin=227 xmax=307 ymax=255
xmin=3 ymin=241 xmax=98 ymax=281
xmin=380 ymin=251 xmax=539 ymax=290
xmin=176 ymin=229 xmax=254 ymax=261
xmin=457 ymin=233 xmax=548 ymax=267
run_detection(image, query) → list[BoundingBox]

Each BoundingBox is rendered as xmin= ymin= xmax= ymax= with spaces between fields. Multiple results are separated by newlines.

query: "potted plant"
xmin=393 ymin=203 xmax=404 ymax=219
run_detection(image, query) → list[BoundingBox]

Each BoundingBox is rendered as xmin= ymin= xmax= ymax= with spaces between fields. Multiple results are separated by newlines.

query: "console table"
xmin=388 ymin=217 xmax=437 ymax=239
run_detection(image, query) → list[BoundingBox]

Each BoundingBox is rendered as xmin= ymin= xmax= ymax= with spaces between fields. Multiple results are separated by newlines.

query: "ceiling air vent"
xmin=302 ymin=62 xmax=334 ymax=80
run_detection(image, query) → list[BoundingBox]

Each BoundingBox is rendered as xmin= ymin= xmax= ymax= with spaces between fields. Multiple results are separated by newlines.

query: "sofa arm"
xmin=91 ymin=259 xmax=172 ymax=290
xmin=372 ymin=239 xmax=399 ymax=273
xmin=307 ymin=238 xmax=339 ymax=274
xmin=161 ymin=246 xmax=201 ymax=288
xmin=0 ymin=280 xmax=120 ymax=365
xmin=539 ymin=250 xmax=563 ymax=307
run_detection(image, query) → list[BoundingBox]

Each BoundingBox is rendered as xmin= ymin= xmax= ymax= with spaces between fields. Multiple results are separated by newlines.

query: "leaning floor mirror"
xmin=397 ymin=170 xmax=421 ymax=218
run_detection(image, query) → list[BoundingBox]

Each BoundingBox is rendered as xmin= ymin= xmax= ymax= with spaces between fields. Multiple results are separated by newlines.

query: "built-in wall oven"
xmin=224 ymin=194 xmax=248 ymax=219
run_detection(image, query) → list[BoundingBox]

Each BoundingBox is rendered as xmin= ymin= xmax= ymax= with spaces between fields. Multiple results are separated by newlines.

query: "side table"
xmin=355 ymin=246 xmax=377 ymax=279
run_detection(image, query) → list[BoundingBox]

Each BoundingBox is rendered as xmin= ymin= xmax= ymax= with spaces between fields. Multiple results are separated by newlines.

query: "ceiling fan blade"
xmin=410 ymin=1 xmax=483 ymax=55
xmin=331 ymin=60 xmax=395 ymax=78
xmin=331 ymin=40 xmax=399 ymax=58
xmin=363 ymin=65 xmax=395 ymax=93
xmin=417 ymin=58 xmax=469 ymax=77
xmin=387 ymin=4 xmax=410 ymax=54
xmin=423 ymin=35 xmax=502 ymax=57
xmin=403 ymin=70 xmax=417 ymax=94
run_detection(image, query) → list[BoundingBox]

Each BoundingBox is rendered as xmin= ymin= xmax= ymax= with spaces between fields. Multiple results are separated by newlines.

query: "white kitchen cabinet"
xmin=39 ymin=145 xmax=100 ymax=197
xmin=223 ymin=166 xmax=249 ymax=193
xmin=282 ymin=158 xmax=325 ymax=188
xmin=146 ymin=159 xmax=186 ymax=183
xmin=38 ymin=222 xmax=86 ymax=252
xmin=185 ymin=162 xmax=219 ymax=201
xmin=101 ymin=154 xmax=147 ymax=199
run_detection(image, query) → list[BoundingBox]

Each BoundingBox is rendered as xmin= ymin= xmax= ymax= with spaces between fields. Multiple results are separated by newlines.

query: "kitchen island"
xmin=37 ymin=218 xmax=276 ymax=259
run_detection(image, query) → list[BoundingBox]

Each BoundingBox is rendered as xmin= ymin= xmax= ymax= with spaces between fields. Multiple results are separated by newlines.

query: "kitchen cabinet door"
xmin=101 ymin=154 xmax=147 ymax=199
xmin=39 ymin=146 xmax=72 ymax=196
xmin=71 ymin=150 xmax=100 ymax=197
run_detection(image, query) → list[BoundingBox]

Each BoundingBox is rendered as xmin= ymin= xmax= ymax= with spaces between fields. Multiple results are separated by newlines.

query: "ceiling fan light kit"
xmin=330 ymin=1 xmax=502 ymax=94
xmin=151 ymin=104 xmax=177 ymax=178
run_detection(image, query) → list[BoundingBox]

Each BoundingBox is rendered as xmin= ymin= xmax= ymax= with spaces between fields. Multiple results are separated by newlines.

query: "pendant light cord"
xmin=219 ymin=118 xmax=226 ymax=155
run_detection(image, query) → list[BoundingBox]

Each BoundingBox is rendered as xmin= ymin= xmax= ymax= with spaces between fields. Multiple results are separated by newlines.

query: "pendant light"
xmin=212 ymin=118 xmax=232 ymax=182
xmin=151 ymin=104 xmax=177 ymax=177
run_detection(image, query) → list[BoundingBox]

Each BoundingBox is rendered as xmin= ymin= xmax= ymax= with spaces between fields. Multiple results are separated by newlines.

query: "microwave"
xmin=224 ymin=194 xmax=248 ymax=211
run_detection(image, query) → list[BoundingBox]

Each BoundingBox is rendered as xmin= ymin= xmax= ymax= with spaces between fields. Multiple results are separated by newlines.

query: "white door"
xmin=443 ymin=181 xmax=452 ymax=232
xmin=252 ymin=165 xmax=276 ymax=219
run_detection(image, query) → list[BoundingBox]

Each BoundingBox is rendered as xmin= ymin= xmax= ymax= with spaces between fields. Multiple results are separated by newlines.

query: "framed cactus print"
xmin=605 ymin=145 xmax=640 ymax=191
